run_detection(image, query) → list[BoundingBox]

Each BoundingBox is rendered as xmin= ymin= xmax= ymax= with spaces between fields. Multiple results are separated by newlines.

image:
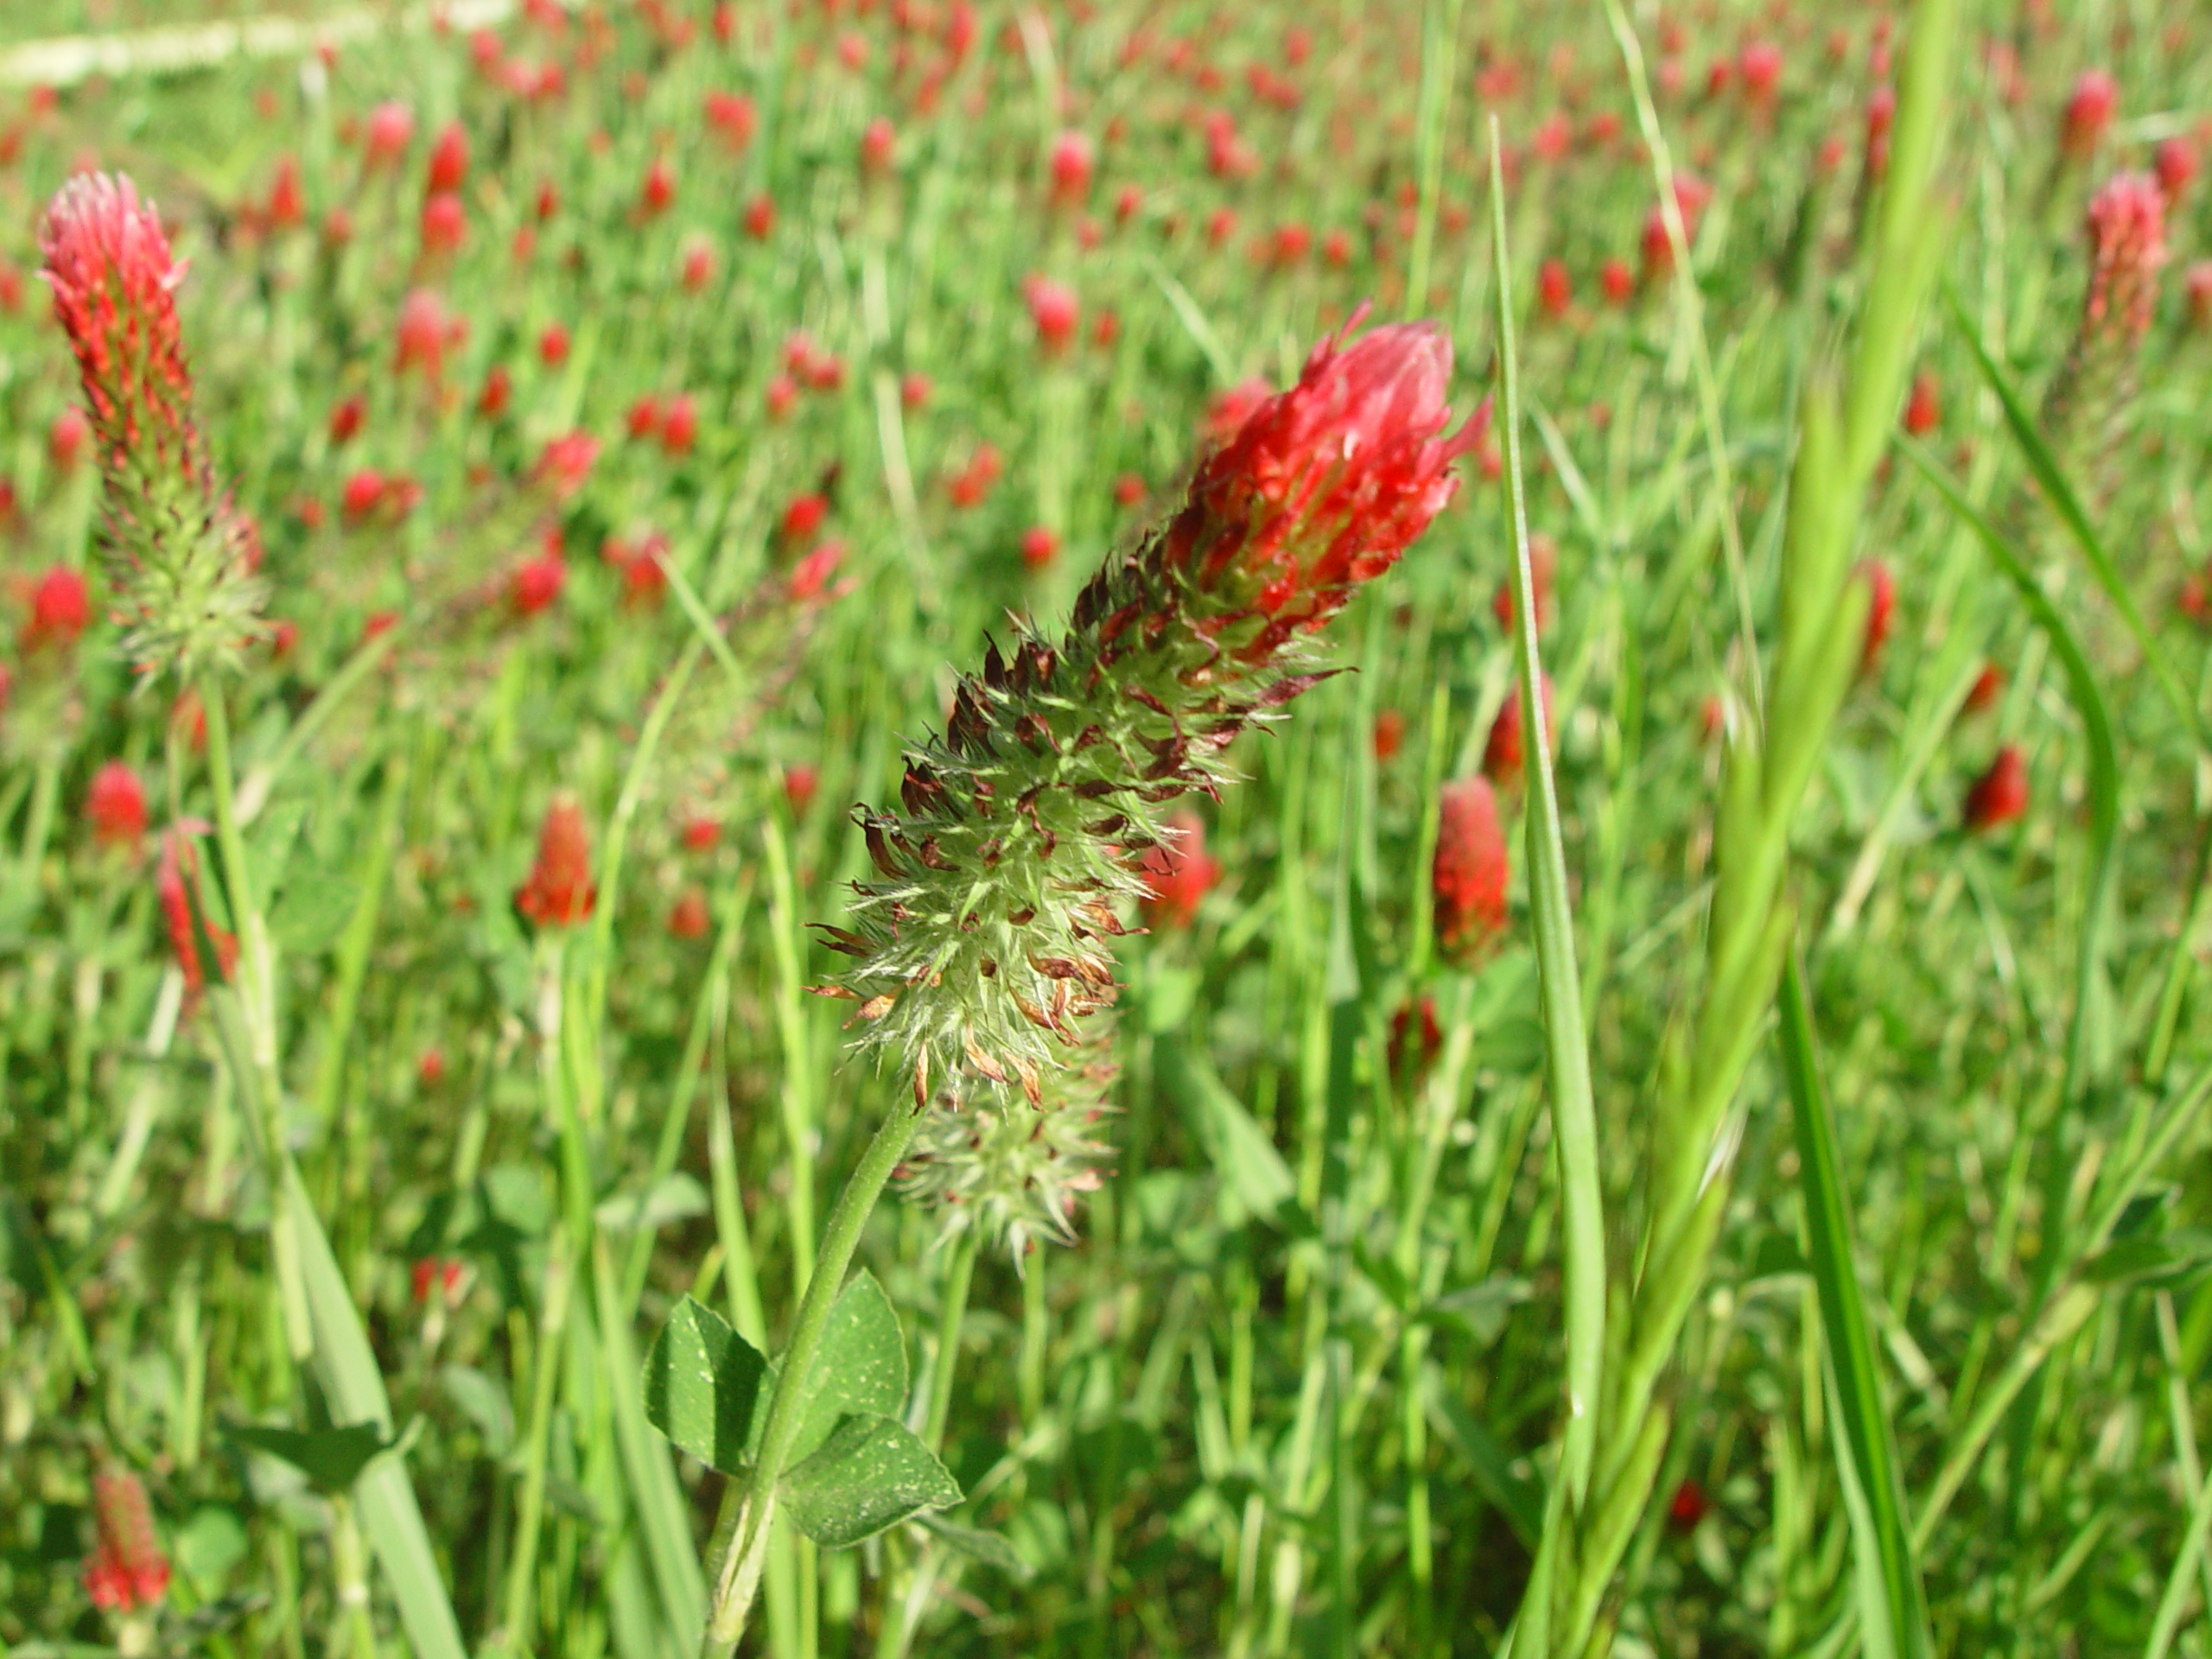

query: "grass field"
xmin=3 ymin=2 xmax=2211 ymax=1656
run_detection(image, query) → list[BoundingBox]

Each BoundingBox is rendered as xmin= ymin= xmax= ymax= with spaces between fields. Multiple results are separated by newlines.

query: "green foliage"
xmin=5 ymin=0 xmax=2212 ymax=1655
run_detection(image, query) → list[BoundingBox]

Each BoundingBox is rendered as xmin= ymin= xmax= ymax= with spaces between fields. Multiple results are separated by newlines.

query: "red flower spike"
xmin=658 ymin=393 xmax=698 ymax=455
xmin=1157 ymin=314 xmax=1482 ymax=659
xmin=2082 ymin=173 xmax=2166 ymax=346
xmin=1024 ymin=275 xmax=1078 ymax=354
xmin=515 ymin=795 xmax=597 ymax=927
xmin=1433 ymin=776 xmax=1508 ymax=962
xmin=1668 ymin=1478 xmax=1708 ymax=1531
xmin=1483 ymin=675 xmax=1554 ymax=787
xmin=38 ymin=175 xmax=202 ymax=487
xmin=2156 ymin=136 xmax=2198 ymax=205
xmin=509 ymin=551 xmax=565 ymax=618
xmin=2060 ymin=69 xmax=2116 ymax=160
xmin=1858 ymin=560 xmax=1895 ymax=675
xmin=1963 ymin=745 xmax=2027 ymax=833
xmin=158 ymin=829 xmax=236 ymax=996
xmin=1962 ymin=662 xmax=2003 ymax=715
xmin=1389 ymin=995 xmax=1444 ymax=1079
xmin=22 ymin=565 xmax=92 ymax=652
xmin=1903 ymin=371 xmax=1939 ymax=436
xmin=1020 ymin=525 xmax=1060 ymax=569
xmin=85 ymin=761 xmax=147 ymax=849
xmin=85 ymin=1467 xmax=168 ymax=1615
xmin=425 ymin=119 xmax=470 ymax=194
xmin=781 ymin=493 xmax=829 ymax=543
xmin=1139 ymin=808 xmax=1220 ymax=928
xmin=1491 ymin=533 xmax=1556 ymax=634
xmin=785 ymin=765 xmax=819 ymax=815
xmin=1537 ymin=258 xmax=1572 ymax=320
xmin=365 ymin=100 xmax=414 ymax=168
xmin=669 ymin=887 xmax=710 ymax=939
xmin=640 ymin=156 xmax=676 ymax=217
xmin=1048 ymin=130 xmax=1094 ymax=207
xmin=1372 ymin=707 xmax=1405 ymax=760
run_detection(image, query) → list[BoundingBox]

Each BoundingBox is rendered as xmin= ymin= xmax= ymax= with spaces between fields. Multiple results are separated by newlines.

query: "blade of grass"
xmin=1488 ymin=123 xmax=1604 ymax=1659
xmin=285 ymin=1160 xmax=469 ymax=1659
xmin=1778 ymin=950 xmax=1932 ymax=1659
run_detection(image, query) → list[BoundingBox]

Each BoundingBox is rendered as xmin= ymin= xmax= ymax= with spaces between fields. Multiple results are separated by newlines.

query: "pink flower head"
xmin=1154 ymin=311 xmax=1484 ymax=658
xmin=2060 ymin=69 xmax=2116 ymax=159
xmin=21 ymin=564 xmax=92 ymax=652
xmin=419 ymin=190 xmax=467 ymax=257
xmin=1963 ymin=745 xmax=2027 ymax=832
xmin=1738 ymin=40 xmax=1782 ymax=104
xmin=365 ymin=100 xmax=415 ymax=167
xmin=2156 ymin=136 xmax=2198 ymax=204
xmin=1483 ymin=674 xmax=1554 ymax=786
xmin=2082 ymin=172 xmax=2166 ymax=344
xmin=705 ymin=89 xmax=757 ymax=150
xmin=1858 ymin=559 xmax=1895 ymax=674
xmin=1433 ymin=776 xmax=1508 ymax=961
xmin=789 ymin=538 xmax=846 ymax=601
xmin=1048 ymin=129 xmax=1094 ymax=207
xmin=1024 ymin=274 xmax=1079 ymax=353
xmin=426 ymin=119 xmax=470 ymax=194
xmin=38 ymin=174 xmax=201 ymax=486
xmin=158 ymin=827 xmax=236 ymax=996
xmin=1903 ymin=370 xmax=1940 ymax=435
xmin=509 ymin=550 xmax=565 ymax=617
xmin=515 ymin=795 xmax=596 ymax=926
xmin=85 ymin=1466 xmax=168 ymax=1614
xmin=395 ymin=287 xmax=460 ymax=380
xmin=860 ymin=116 xmax=896 ymax=175
xmin=658 ymin=392 xmax=698 ymax=455
xmin=2190 ymin=260 xmax=2212 ymax=332
xmin=640 ymin=155 xmax=676 ymax=216
xmin=85 ymin=760 xmax=147 ymax=849
xmin=533 ymin=430 xmax=601 ymax=500
xmin=1139 ymin=807 xmax=1220 ymax=927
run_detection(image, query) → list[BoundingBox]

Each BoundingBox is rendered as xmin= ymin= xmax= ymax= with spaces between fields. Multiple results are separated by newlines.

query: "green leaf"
xmin=779 ymin=1414 xmax=963 ymax=1548
xmin=641 ymin=1295 xmax=771 ymax=1476
xmin=915 ymin=1512 xmax=1034 ymax=1580
xmin=270 ymin=870 xmax=362 ymax=955
xmin=438 ymin=1364 xmax=515 ymax=1459
xmin=783 ymin=1270 xmax=909 ymax=1465
xmin=1423 ymin=1370 xmax=1544 ymax=1549
xmin=2084 ymin=1230 xmax=2212 ymax=1292
xmin=226 ymin=1421 xmax=394 ymax=1495
xmin=1779 ymin=953 xmax=1933 ymax=1659
xmin=594 ymin=1172 xmax=710 ymax=1235
xmin=919 ymin=1522 xmax=1039 ymax=1583
xmin=283 ymin=1163 xmax=469 ymax=1659
xmin=1166 ymin=1042 xmax=1295 ymax=1227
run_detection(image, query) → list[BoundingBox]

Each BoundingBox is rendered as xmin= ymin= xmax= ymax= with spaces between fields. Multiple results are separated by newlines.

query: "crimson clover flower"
xmin=822 ymin=313 xmax=1484 ymax=1107
xmin=39 ymin=173 xmax=264 ymax=683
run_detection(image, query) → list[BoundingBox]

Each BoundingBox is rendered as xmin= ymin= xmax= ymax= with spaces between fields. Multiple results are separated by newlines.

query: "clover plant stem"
xmin=702 ymin=1094 xmax=929 ymax=1656
xmin=923 ymin=1229 xmax=980 ymax=1454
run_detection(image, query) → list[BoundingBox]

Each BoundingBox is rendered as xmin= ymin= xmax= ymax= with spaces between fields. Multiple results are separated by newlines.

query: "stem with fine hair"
xmin=700 ymin=1093 xmax=929 ymax=1656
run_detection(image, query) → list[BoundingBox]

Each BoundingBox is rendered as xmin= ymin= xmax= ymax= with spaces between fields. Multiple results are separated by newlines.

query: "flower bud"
xmin=1433 ymin=776 xmax=1508 ymax=963
xmin=85 ymin=1465 xmax=168 ymax=1615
